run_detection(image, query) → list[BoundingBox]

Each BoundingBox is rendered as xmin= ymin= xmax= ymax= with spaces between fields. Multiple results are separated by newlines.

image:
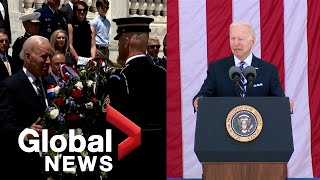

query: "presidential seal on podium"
xmin=226 ymin=105 xmax=263 ymax=142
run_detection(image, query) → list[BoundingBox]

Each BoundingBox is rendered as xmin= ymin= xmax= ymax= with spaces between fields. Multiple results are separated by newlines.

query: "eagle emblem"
xmin=226 ymin=105 xmax=263 ymax=142
xmin=237 ymin=114 xmax=253 ymax=134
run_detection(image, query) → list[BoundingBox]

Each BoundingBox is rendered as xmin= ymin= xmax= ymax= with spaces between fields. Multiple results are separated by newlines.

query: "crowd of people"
xmin=0 ymin=0 xmax=167 ymax=179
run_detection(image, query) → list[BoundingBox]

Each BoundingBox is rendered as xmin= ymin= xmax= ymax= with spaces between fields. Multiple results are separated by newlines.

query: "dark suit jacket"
xmin=43 ymin=73 xmax=58 ymax=87
xmin=0 ymin=0 xmax=11 ymax=43
xmin=0 ymin=70 xmax=46 ymax=179
xmin=12 ymin=33 xmax=31 ymax=70
xmin=0 ymin=55 xmax=20 ymax=81
xmin=59 ymin=3 xmax=73 ymax=23
xmin=193 ymin=55 xmax=284 ymax=103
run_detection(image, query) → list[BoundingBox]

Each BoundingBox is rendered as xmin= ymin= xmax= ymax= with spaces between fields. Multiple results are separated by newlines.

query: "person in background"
xmin=60 ymin=0 xmax=79 ymax=23
xmin=90 ymin=0 xmax=111 ymax=60
xmin=68 ymin=1 xmax=96 ymax=66
xmin=0 ymin=28 xmax=18 ymax=81
xmin=0 ymin=35 xmax=51 ymax=180
xmin=49 ymin=29 xmax=75 ymax=67
xmin=43 ymin=52 xmax=66 ymax=86
xmin=109 ymin=17 xmax=166 ymax=180
xmin=12 ymin=12 xmax=41 ymax=70
xmin=35 ymin=0 xmax=67 ymax=40
xmin=0 ymin=0 xmax=11 ymax=43
xmin=147 ymin=37 xmax=166 ymax=69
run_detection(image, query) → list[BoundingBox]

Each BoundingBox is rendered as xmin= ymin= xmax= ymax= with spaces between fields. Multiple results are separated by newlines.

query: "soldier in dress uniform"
xmin=108 ymin=17 xmax=166 ymax=180
xmin=11 ymin=12 xmax=41 ymax=70
xmin=35 ymin=0 xmax=67 ymax=40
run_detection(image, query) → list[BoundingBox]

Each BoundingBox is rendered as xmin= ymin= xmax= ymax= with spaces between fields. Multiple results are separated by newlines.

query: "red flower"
xmin=98 ymin=58 xmax=103 ymax=65
xmin=71 ymin=89 xmax=82 ymax=99
xmin=91 ymin=97 xmax=99 ymax=103
xmin=88 ymin=60 xmax=95 ymax=66
xmin=49 ymin=129 xmax=57 ymax=137
xmin=67 ymin=113 xmax=78 ymax=121
xmin=55 ymin=97 xmax=64 ymax=106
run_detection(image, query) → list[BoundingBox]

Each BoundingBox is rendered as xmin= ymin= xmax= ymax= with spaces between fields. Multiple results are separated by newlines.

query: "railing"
xmin=20 ymin=0 xmax=166 ymax=17
xmin=129 ymin=0 xmax=166 ymax=16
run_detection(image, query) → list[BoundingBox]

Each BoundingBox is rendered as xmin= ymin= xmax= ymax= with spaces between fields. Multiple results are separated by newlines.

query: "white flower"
xmin=74 ymin=81 xmax=83 ymax=90
xmin=62 ymin=133 xmax=69 ymax=140
xmin=81 ymin=150 xmax=88 ymax=157
xmin=75 ymin=128 xmax=83 ymax=135
xmin=64 ymin=165 xmax=77 ymax=174
xmin=49 ymin=109 xmax=59 ymax=119
xmin=54 ymin=86 xmax=60 ymax=94
xmin=57 ymin=153 xmax=62 ymax=160
xmin=85 ymin=102 xmax=93 ymax=109
xmin=79 ymin=114 xmax=84 ymax=118
xmin=86 ymin=80 xmax=94 ymax=87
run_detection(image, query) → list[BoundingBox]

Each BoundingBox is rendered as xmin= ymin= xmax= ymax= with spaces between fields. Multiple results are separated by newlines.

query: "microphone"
xmin=243 ymin=66 xmax=257 ymax=88
xmin=229 ymin=66 xmax=242 ymax=88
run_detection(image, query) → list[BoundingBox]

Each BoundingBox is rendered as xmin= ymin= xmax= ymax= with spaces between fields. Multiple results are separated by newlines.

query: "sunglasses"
xmin=101 ymin=5 xmax=109 ymax=11
xmin=76 ymin=9 xmax=87 ymax=13
xmin=148 ymin=45 xmax=161 ymax=49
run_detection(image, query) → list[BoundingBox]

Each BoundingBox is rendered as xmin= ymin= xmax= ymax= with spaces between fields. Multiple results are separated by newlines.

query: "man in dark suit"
xmin=60 ymin=0 xmax=79 ymax=23
xmin=147 ymin=37 xmax=166 ymax=69
xmin=12 ymin=12 xmax=41 ymax=71
xmin=0 ymin=28 xmax=18 ymax=81
xmin=193 ymin=21 xmax=293 ymax=112
xmin=44 ymin=52 xmax=66 ymax=86
xmin=108 ymin=17 xmax=166 ymax=180
xmin=0 ymin=0 xmax=11 ymax=43
xmin=35 ymin=0 xmax=67 ymax=40
xmin=0 ymin=35 xmax=51 ymax=179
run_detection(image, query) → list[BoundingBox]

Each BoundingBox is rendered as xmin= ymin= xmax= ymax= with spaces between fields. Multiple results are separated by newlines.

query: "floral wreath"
xmin=42 ymin=58 xmax=141 ymax=179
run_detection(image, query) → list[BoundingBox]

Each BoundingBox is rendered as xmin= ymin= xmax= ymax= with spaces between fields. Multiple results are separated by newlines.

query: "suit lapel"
xmin=17 ymin=70 xmax=46 ymax=108
xmin=245 ymin=55 xmax=262 ymax=96
xmin=16 ymin=70 xmax=39 ymax=98
xmin=0 ymin=59 xmax=9 ymax=77
xmin=251 ymin=55 xmax=262 ymax=80
xmin=223 ymin=56 xmax=241 ymax=97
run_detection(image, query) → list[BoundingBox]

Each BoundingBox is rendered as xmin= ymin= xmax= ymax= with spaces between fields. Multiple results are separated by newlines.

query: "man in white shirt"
xmin=90 ymin=0 xmax=111 ymax=60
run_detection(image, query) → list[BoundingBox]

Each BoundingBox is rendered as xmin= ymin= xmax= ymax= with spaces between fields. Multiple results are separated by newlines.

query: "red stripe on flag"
xmin=307 ymin=0 xmax=320 ymax=177
xmin=167 ymin=0 xmax=183 ymax=177
xmin=260 ymin=0 xmax=285 ymax=89
xmin=206 ymin=0 xmax=233 ymax=63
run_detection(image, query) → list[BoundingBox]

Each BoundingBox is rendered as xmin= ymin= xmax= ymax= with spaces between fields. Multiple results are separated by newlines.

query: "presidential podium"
xmin=194 ymin=97 xmax=294 ymax=180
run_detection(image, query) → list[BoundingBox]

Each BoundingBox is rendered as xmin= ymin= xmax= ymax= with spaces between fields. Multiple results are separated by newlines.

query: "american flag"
xmin=167 ymin=0 xmax=320 ymax=178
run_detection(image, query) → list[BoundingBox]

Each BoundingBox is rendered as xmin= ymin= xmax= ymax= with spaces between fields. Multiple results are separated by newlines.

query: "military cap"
xmin=19 ymin=12 xmax=41 ymax=23
xmin=113 ymin=17 xmax=154 ymax=40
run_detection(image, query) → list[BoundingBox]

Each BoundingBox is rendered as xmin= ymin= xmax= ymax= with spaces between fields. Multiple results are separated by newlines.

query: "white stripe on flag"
xmin=179 ymin=0 xmax=207 ymax=178
xmin=284 ymin=0 xmax=313 ymax=177
xmin=232 ymin=0 xmax=261 ymax=57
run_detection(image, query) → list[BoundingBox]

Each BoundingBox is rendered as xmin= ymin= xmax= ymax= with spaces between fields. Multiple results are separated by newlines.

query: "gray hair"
xmin=230 ymin=21 xmax=255 ymax=39
xmin=148 ymin=37 xmax=160 ymax=44
xmin=19 ymin=35 xmax=50 ymax=60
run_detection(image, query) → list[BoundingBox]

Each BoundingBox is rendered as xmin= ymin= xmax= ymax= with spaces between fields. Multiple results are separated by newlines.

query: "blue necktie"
xmin=239 ymin=61 xmax=246 ymax=96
